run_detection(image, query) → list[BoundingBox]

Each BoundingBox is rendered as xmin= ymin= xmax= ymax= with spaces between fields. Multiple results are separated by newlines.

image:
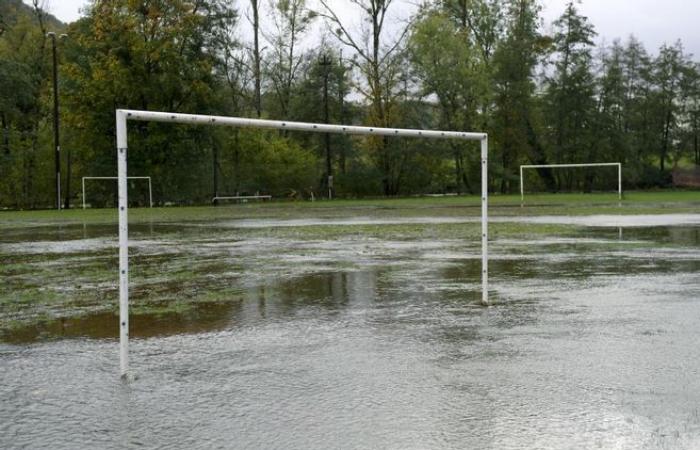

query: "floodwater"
xmin=1 ymin=216 xmax=700 ymax=449
xmin=219 ymin=213 xmax=700 ymax=229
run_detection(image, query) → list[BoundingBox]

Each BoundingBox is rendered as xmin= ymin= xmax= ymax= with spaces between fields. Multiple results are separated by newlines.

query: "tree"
xmin=264 ymin=0 xmax=316 ymax=119
xmin=618 ymin=36 xmax=655 ymax=183
xmin=287 ymin=46 xmax=355 ymax=191
xmin=544 ymin=0 xmax=597 ymax=191
xmin=0 ymin=0 xmax=57 ymax=208
xmin=410 ymin=7 xmax=489 ymax=192
xmin=680 ymin=63 xmax=700 ymax=166
xmin=319 ymin=0 xmax=411 ymax=195
xmin=594 ymin=41 xmax=627 ymax=176
xmin=250 ymin=0 xmax=262 ymax=117
xmin=440 ymin=0 xmax=504 ymax=67
xmin=214 ymin=5 xmax=249 ymax=194
xmin=651 ymin=42 xmax=688 ymax=174
xmin=492 ymin=0 xmax=553 ymax=192
xmin=61 ymin=0 xmax=237 ymax=205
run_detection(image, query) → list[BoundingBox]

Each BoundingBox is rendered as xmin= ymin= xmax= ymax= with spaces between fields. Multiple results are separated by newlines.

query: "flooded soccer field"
xmin=1 ymin=195 xmax=700 ymax=449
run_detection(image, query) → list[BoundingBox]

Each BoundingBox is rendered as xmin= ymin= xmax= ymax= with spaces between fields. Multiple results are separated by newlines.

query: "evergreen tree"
xmin=544 ymin=0 xmax=597 ymax=191
xmin=651 ymin=42 xmax=689 ymax=175
xmin=492 ymin=0 xmax=552 ymax=192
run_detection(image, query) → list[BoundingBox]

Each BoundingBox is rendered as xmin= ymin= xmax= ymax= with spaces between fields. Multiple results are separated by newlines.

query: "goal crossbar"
xmin=520 ymin=163 xmax=622 ymax=201
xmin=116 ymin=109 xmax=489 ymax=377
xmin=82 ymin=176 xmax=153 ymax=209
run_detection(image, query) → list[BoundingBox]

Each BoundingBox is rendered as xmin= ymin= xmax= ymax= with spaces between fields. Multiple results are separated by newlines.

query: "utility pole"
xmin=319 ymin=54 xmax=332 ymax=199
xmin=338 ymin=50 xmax=346 ymax=174
xmin=47 ymin=32 xmax=67 ymax=210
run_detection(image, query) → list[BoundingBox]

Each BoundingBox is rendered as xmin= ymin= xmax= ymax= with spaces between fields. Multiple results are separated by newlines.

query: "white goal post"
xmin=116 ymin=109 xmax=489 ymax=377
xmin=82 ymin=176 xmax=153 ymax=209
xmin=520 ymin=163 xmax=622 ymax=202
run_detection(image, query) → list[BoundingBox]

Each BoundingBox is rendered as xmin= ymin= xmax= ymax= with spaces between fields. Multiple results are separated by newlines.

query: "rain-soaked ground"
xmin=1 ymin=206 xmax=700 ymax=449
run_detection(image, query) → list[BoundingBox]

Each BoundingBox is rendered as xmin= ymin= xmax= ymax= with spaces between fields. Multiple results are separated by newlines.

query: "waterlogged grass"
xmin=0 ymin=190 xmax=698 ymax=229
xmin=235 ymin=221 xmax=578 ymax=241
xmin=0 ymin=190 xmax=698 ymax=341
xmin=0 ymin=219 xmax=577 ymax=334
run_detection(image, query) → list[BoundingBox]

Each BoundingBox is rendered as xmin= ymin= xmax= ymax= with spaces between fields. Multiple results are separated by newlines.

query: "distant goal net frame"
xmin=519 ymin=163 xmax=622 ymax=202
xmin=82 ymin=176 xmax=153 ymax=209
xmin=115 ymin=109 xmax=489 ymax=377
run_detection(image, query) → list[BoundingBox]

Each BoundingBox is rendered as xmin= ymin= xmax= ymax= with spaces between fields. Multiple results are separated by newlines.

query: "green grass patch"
xmin=1 ymin=190 xmax=698 ymax=229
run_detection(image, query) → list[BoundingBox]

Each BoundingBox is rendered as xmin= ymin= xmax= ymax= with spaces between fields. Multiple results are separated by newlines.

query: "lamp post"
xmin=338 ymin=50 xmax=346 ymax=174
xmin=319 ymin=54 xmax=332 ymax=199
xmin=47 ymin=32 xmax=67 ymax=210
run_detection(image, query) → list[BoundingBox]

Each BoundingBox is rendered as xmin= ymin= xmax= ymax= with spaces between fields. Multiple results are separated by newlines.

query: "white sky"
xmin=29 ymin=0 xmax=700 ymax=57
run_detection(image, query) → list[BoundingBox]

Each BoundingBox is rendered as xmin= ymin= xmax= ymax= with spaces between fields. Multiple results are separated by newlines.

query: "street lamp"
xmin=47 ymin=32 xmax=68 ymax=210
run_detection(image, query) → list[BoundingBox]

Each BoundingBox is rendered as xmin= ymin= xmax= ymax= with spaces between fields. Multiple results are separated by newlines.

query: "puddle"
xmin=509 ymin=213 xmax=700 ymax=227
xmin=204 ymin=213 xmax=700 ymax=229
xmin=0 ymin=302 xmax=240 ymax=344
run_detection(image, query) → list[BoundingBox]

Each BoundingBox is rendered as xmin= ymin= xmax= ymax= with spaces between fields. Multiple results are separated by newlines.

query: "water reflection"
xmin=4 ymin=265 xmax=698 ymax=448
xmin=1 ymin=271 xmax=382 ymax=345
xmin=0 ymin=303 xmax=242 ymax=344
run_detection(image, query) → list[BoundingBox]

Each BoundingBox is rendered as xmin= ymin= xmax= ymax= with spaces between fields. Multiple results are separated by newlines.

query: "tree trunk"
xmin=525 ymin=116 xmax=557 ymax=192
xmin=453 ymin=148 xmax=463 ymax=194
xmin=64 ymin=148 xmax=71 ymax=209
xmin=694 ymin=114 xmax=699 ymax=165
xmin=212 ymin=137 xmax=219 ymax=204
xmin=251 ymin=0 xmax=262 ymax=117
xmin=234 ymin=129 xmax=240 ymax=192
xmin=1 ymin=112 xmax=8 ymax=155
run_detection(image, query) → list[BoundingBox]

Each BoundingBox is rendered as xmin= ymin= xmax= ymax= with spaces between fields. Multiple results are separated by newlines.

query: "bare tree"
xmin=250 ymin=0 xmax=262 ymax=117
xmin=264 ymin=0 xmax=315 ymax=118
xmin=318 ymin=0 xmax=411 ymax=195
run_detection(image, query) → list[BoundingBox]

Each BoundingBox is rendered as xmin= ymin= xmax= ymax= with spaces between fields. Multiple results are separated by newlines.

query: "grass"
xmin=0 ymin=189 xmax=697 ymax=339
xmin=1 ymin=190 xmax=698 ymax=229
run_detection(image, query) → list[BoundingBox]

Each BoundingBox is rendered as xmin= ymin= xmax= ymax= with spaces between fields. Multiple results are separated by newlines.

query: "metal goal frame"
xmin=520 ymin=163 xmax=622 ymax=202
xmin=115 ymin=109 xmax=489 ymax=377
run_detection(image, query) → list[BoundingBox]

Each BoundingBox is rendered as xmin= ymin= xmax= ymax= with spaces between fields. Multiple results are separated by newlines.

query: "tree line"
xmin=1 ymin=0 xmax=699 ymax=208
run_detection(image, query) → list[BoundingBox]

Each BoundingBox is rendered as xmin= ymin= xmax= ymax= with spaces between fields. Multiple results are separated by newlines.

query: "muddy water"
xmin=1 ymin=220 xmax=700 ymax=449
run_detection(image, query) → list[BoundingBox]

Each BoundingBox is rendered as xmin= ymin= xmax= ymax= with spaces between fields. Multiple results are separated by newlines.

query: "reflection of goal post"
xmin=82 ymin=176 xmax=153 ymax=209
xmin=520 ymin=163 xmax=622 ymax=202
xmin=115 ymin=109 xmax=489 ymax=376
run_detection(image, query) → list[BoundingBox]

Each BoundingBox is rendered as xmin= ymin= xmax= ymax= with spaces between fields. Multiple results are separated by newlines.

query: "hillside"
xmin=0 ymin=0 xmax=65 ymax=35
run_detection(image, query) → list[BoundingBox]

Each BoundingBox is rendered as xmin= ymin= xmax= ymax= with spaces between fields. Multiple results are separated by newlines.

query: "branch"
xmin=318 ymin=0 xmax=370 ymax=63
xmin=378 ymin=19 xmax=410 ymax=68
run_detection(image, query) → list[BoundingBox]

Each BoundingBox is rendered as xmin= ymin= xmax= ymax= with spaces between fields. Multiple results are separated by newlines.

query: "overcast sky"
xmin=32 ymin=0 xmax=700 ymax=57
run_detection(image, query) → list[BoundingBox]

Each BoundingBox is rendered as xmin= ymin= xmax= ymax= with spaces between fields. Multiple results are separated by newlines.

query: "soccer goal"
xmin=520 ymin=163 xmax=622 ymax=202
xmin=115 ymin=109 xmax=489 ymax=377
xmin=82 ymin=176 xmax=153 ymax=209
